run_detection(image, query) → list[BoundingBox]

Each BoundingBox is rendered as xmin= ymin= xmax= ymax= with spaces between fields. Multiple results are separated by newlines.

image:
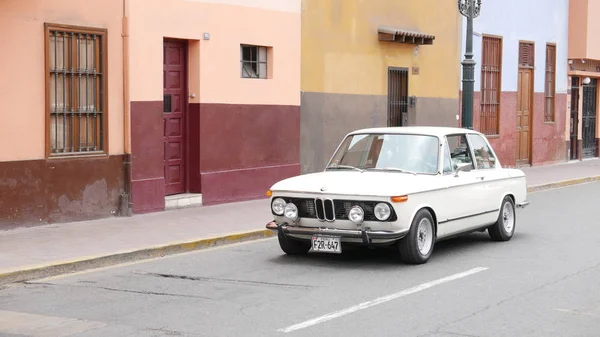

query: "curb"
xmin=1 ymin=176 xmax=599 ymax=285
xmin=0 ymin=229 xmax=276 ymax=285
xmin=527 ymin=175 xmax=600 ymax=193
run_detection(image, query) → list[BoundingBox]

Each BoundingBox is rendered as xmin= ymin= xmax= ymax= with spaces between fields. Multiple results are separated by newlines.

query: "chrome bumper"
xmin=265 ymin=221 xmax=407 ymax=245
xmin=516 ymin=201 xmax=530 ymax=208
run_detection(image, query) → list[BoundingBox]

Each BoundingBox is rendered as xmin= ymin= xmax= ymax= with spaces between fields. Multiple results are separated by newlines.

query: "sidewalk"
xmin=1 ymin=159 xmax=599 ymax=284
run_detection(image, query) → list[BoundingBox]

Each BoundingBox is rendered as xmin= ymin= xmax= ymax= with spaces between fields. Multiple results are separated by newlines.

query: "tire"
xmin=398 ymin=208 xmax=436 ymax=264
xmin=277 ymin=230 xmax=311 ymax=255
xmin=488 ymin=196 xmax=516 ymax=242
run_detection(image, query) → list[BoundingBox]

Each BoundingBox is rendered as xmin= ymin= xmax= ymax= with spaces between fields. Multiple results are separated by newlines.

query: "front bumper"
xmin=266 ymin=221 xmax=408 ymax=245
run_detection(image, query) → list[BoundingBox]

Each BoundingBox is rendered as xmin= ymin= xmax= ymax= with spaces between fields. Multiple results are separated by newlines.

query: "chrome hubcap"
xmin=417 ymin=218 xmax=433 ymax=255
xmin=502 ymin=202 xmax=514 ymax=233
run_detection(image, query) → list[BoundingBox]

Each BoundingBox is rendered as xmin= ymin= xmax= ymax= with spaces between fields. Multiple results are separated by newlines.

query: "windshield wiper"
xmin=370 ymin=167 xmax=418 ymax=175
xmin=326 ymin=164 xmax=364 ymax=173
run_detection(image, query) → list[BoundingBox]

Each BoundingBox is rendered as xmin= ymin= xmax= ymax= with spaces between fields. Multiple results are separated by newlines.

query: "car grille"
xmin=274 ymin=197 xmax=397 ymax=222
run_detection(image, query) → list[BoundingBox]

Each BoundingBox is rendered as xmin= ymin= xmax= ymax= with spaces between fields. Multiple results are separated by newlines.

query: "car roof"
xmin=347 ymin=126 xmax=483 ymax=138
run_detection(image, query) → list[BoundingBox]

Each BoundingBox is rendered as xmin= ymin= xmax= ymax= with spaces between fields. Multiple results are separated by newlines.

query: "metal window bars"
xmin=49 ymin=29 xmax=103 ymax=154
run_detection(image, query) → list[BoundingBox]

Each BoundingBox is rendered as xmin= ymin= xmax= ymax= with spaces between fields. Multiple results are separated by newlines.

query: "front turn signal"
xmin=266 ymin=190 xmax=273 ymax=197
xmin=391 ymin=195 xmax=408 ymax=203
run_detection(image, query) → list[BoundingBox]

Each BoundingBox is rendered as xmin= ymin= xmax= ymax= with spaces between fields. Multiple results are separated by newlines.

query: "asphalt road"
xmin=1 ymin=182 xmax=600 ymax=337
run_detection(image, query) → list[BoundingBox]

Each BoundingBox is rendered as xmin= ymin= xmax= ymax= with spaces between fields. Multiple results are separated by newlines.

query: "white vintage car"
xmin=265 ymin=126 xmax=530 ymax=264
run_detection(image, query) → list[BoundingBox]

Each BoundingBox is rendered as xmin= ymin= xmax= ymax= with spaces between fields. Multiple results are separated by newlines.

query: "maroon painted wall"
xmin=130 ymin=101 xmax=165 ymax=213
xmin=197 ymin=103 xmax=300 ymax=205
xmin=129 ymin=101 xmax=301 ymax=212
xmin=459 ymin=91 xmax=567 ymax=167
xmin=0 ymin=156 xmax=124 ymax=229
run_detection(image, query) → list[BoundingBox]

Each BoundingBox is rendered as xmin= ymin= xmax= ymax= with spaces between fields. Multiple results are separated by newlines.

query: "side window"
xmin=443 ymin=138 xmax=453 ymax=175
xmin=446 ymin=134 xmax=474 ymax=170
xmin=467 ymin=134 xmax=497 ymax=169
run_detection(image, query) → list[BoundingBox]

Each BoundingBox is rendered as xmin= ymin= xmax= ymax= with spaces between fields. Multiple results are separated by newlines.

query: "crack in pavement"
xmin=24 ymin=281 xmax=215 ymax=300
xmin=419 ymin=261 xmax=600 ymax=336
xmin=144 ymin=327 xmax=202 ymax=336
xmin=137 ymin=272 xmax=316 ymax=289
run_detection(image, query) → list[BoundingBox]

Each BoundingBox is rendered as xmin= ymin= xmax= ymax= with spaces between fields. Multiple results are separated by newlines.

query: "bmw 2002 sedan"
xmin=265 ymin=126 xmax=530 ymax=264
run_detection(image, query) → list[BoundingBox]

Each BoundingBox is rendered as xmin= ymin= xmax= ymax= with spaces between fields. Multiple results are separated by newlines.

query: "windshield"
xmin=327 ymin=133 xmax=440 ymax=174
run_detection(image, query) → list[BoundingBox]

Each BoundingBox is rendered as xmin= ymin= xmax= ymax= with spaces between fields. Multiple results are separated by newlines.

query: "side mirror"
xmin=454 ymin=163 xmax=472 ymax=177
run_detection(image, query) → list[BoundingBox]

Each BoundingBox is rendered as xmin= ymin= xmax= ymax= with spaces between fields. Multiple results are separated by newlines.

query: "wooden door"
xmin=516 ymin=68 xmax=533 ymax=165
xmin=570 ymin=77 xmax=580 ymax=160
xmin=163 ymin=39 xmax=187 ymax=195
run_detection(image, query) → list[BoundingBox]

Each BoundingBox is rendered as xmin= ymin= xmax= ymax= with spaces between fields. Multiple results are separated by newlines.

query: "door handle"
xmin=476 ymin=176 xmax=485 ymax=180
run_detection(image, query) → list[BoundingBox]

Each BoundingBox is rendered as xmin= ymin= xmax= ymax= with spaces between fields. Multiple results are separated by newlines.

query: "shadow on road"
xmin=267 ymin=230 xmax=530 ymax=269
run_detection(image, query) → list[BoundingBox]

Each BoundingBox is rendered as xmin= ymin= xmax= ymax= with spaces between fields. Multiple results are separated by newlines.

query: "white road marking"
xmin=278 ymin=267 xmax=489 ymax=333
xmin=0 ymin=310 xmax=106 ymax=336
xmin=555 ymin=308 xmax=600 ymax=318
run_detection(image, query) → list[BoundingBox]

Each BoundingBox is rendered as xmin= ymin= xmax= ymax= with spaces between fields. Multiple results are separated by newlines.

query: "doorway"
xmin=570 ymin=77 xmax=580 ymax=160
xmin=387 ymin=67 xmax=408 ymax=127
xmin=582 ymin=78 xmax=597 ymax=158
xmin=163 ymin=39 xmax=188 ymax=195
xmin=516 ymin=42 xmax=534 ymax=166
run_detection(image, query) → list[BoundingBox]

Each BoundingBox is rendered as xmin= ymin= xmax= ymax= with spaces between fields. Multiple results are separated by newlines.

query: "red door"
xmin=163 ymin=39 xmax=187 ymax=195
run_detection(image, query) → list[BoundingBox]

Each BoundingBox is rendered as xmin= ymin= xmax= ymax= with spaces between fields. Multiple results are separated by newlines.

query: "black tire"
xmin=398 ymin=208 xmax=436 ymax=264
xmin=488 ymin=196 xmax=516 ymax=242
xmin=277 ymin=230 xmax=311 ymax=255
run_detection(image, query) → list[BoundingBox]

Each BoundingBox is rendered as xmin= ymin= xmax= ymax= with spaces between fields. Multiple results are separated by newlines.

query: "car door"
xmin=437 ymin=134 xmax=488 ymax=237
xmin=466 ymin=133 xmax=506 ymax=223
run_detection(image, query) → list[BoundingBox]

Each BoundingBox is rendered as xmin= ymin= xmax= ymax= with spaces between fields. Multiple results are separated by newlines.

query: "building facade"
xmin=0 ymin=0 xmax=301 ymax=228
xmin=126 ymin=0 xmax=301 ymax=212
xmin=300 ymin=0 xmax=463 ymax=174
xmin=567 ymin=0 xmax=600 ymax=160
xmin=459 ymin=0 xmax=570 ymax=167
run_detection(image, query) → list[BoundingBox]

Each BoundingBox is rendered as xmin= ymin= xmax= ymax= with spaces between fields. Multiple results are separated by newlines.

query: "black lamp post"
xmin=458 ymin=0 xmax=482 ymax=129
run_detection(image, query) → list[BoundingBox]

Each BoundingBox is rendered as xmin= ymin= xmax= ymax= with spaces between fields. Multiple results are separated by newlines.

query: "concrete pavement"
xmin=0 ymin=158 xmax=599 ymax=285
xmin=0 ymin=182 xmax=599 ymax=336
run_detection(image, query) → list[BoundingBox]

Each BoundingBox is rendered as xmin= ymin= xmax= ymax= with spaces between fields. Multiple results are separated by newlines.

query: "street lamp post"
xmin=458 ymin=0 xmax=482 ymax=130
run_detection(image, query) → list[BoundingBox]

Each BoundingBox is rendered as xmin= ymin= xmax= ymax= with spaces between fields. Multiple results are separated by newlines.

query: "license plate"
xmin=311 ymin=235 xmax=341 ymax=254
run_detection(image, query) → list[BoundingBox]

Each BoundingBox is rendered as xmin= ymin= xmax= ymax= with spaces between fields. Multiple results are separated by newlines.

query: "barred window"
xmin=45 ymin=23 xmax=107 ymax=156
xmin=240 ymin=44 xmax=268 ymax=79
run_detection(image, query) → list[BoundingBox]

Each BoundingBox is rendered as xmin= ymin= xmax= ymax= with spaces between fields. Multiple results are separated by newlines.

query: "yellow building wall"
xmin=301 ymin=0 xmax=462 ymax=99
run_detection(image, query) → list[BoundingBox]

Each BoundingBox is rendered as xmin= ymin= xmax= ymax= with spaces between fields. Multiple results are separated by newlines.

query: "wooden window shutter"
xmin=519 ymin=42 xmax=534 ymax=67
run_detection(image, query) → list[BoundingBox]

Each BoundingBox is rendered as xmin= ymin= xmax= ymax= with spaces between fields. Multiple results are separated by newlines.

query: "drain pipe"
xmin=120 ymin=0 xmax=133 ymax=216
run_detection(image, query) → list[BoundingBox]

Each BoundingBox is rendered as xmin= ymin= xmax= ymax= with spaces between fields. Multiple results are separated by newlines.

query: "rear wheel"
xmin=398 ymin=209 xmax=435 ymax=264
xmin=277 ymin=230 xmax=311 ymax=255
xmin=488 ymin=196 xmax=516 ymax=241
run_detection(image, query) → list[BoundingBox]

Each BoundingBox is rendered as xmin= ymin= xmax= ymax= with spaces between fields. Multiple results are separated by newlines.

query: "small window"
xmin=467 ymin=134 xmax=497 ymax=169
xmin=240 ymin=44 xmax=267 ymax=79
xmin=446 ymin=134 xmax=474 ymax=170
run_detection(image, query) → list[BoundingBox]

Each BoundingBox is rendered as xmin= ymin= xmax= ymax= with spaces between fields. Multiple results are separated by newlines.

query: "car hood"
xmin=270 ymin=170 xmax=441 ymax=197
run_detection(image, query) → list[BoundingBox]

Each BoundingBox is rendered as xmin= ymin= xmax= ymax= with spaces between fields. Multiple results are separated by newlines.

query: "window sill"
xmin=544 ymin=121 xmax=555 ymax=125
xmin=46 ymin=152 xmax=109 ymax=161
xmin=485 ymin=134 xmax=500 ymax=139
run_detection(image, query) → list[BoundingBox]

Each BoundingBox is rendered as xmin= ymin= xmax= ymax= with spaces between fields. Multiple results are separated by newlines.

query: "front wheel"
xmin=488 ymin=196 xmax=516 ymax=241
xmin=277 ymin=230 xmax=311 ymax=255
xmin=398 ymin=209 xmax=435 ymax=264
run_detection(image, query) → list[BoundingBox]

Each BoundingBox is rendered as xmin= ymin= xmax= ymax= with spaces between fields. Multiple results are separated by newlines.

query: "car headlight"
xmin=374 ymin=203 xmax=391 ymax=221
xmin=348 ymin=206 xmax=364 ymax=224
xmin=284 ymin=203 xmax=299 ymax=220
xmin=272 ymin=198 xmax=286 ymax=215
